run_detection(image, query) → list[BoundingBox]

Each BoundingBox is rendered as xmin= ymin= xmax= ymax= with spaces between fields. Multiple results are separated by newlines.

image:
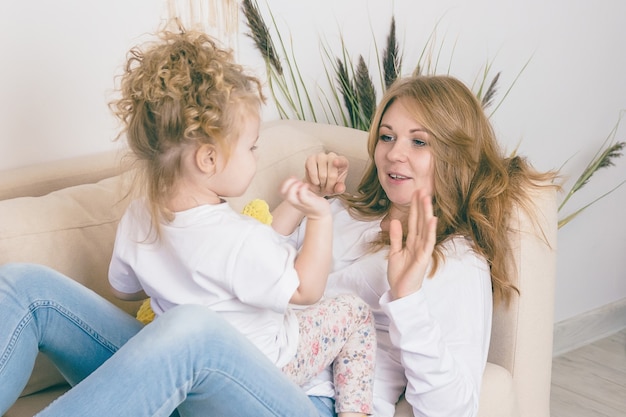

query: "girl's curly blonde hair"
xmin=110 ymin=28 xmax=265 ymax=236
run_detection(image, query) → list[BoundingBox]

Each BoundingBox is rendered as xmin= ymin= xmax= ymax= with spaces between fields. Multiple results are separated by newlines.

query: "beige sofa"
xmin=1 ymin=120 xmax=557 ymax=417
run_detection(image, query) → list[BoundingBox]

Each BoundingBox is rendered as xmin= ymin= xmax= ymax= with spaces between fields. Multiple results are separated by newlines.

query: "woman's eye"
xmin=412 ymin=139 xmax=427 ymax=147
xmin=379 ymin=134 xmax=394 ymax=142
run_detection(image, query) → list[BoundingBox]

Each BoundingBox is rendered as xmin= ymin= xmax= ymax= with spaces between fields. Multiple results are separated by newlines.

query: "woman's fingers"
xmin=389 ymin=218 xmax=403 ymax=255
xmin=405 ymin=190 xmax=419 ymax=248
xmin=305 ymin=154 xmax=325 ymax=188
xmin=330 ymin=155 xmax=349 ymax=194
xmin=304 ymin=152 xmax=349 ymax=196
xmin=304 ymin=156 xmax=321 ymax=189
xmin=417 ymin=191 xmax=437 ymax=262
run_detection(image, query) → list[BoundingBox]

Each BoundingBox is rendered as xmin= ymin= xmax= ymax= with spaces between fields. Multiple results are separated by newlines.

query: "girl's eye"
xmin=412 ymin=139 xmax=427 ymax=147
xmin=379 ymin=134 xmax=394 ymax=142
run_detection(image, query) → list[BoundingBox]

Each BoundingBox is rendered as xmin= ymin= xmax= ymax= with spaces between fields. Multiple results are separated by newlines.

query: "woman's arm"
xmin=384 ymin=192 xmax=490 ymax=417
xmin=382 ymin=241 xmax=493 ymax=417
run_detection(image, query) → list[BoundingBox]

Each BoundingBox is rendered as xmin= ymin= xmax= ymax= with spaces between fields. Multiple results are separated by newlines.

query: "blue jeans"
xmin=0 ymin=263 xmax=335 ymax=417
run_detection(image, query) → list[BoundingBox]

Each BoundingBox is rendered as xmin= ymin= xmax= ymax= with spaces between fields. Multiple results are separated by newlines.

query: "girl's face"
xmin=374 ymin=99 xmax=434 ymax=212
xmin=212 ymin=113 xmax=261 ymax=198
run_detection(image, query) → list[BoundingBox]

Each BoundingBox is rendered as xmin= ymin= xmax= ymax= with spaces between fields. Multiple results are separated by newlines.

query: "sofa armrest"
xmin=488 ymin=185 xmax=558 ymax=417
xmin=0 ymin=150 xmax=128 ymax=201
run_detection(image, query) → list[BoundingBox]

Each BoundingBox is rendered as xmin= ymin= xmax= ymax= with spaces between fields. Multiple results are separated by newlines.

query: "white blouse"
xmin=293 ymin=199 xmax=492 ymax=417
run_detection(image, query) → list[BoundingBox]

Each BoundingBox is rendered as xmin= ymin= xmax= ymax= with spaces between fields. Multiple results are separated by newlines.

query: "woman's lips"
xmin=387 ymin=173 xmax=411 ymax=183
xmin=389 ymin=173 xmax=408 ymax=180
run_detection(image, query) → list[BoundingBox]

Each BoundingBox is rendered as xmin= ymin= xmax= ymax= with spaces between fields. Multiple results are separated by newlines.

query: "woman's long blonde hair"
xmin=110 ymin=28 xmax=265 ymax=236
xmin=343 ymin=75 xmax=556 ymax=305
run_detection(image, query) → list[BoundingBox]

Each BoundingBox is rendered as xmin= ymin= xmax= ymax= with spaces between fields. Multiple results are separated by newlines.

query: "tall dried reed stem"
xmin=558 ymin=114 xmax=625 ymax=228
xmin=241 ymin=0 xmax=281 ymax=74
xmin=382 ymin=16 xmax=401 ymax=89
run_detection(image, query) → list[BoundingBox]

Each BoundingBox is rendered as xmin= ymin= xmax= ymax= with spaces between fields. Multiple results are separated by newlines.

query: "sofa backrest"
xmin=0 ymin=174 xmax=136 ymax=311
xmin=0 ymin=150 xmax=126 ymax=201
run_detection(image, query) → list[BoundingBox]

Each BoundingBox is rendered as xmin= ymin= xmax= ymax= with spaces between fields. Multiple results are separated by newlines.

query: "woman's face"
xmin=374 ymin=99 xmax=434 ymax=211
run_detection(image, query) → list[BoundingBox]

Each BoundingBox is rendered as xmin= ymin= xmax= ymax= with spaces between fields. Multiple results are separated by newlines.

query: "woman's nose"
xmin=387 ymin=140 xmax=409 ymax=161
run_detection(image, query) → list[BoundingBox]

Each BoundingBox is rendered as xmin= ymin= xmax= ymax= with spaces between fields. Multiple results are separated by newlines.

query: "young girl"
xmin=107 ymin=29 xmax=375 ymax=416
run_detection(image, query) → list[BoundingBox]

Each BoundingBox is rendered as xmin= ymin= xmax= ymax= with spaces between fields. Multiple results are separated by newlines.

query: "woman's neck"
xmin=380 ymin=204 xmax=409 ymax=232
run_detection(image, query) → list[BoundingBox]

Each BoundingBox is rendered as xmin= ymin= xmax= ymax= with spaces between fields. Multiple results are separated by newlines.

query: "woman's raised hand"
xmin=304 ymin=152 xmax=349 ymax=197
xmin=387 ymin=189 xmax=438 ymax=300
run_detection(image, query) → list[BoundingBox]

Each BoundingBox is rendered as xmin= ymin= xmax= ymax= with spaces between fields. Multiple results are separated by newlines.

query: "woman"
xmin=0 ymin=74 xmax=555 ymax=417
xmin=286 ymin=75 xmax=555 ymax=416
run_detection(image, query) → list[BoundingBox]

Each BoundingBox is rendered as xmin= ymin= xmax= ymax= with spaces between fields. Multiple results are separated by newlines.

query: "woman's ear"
xmin=196 ymin=143 xmax=218 ymax=175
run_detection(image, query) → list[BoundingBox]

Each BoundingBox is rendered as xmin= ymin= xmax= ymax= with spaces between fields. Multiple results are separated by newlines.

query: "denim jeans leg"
xmin=309 ymin=396 xmax=337 ymax=417
xmin=2 ymin=263 xmax=325 ymax=417
xmin=41 ymin=304 xmax=322 ymax=417
xmin=0 ymin=263 xmax=143 ymax=414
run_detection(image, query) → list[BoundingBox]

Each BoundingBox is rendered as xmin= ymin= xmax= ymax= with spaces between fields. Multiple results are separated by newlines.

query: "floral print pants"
xmin=281 ymin=294 xmax=376 ymax=415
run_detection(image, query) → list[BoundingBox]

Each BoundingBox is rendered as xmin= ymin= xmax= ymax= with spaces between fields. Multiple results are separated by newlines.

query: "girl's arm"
xmin=110 ymin=286 xmax=147 ymax=301
xmin=108 ymin=205 xmax=149 ymax=302
xmin=279 ymin=178 xmax=333 ymax=305
xmin=270 ymin=199 xmax=307 ymax=236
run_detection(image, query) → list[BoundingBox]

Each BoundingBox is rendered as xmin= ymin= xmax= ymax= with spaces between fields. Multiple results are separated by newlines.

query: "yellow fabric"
xmin=136 ymin=298 xmax=156 ymax=324
xmin=241 ymin=198 xmax=273 ymax=225
xmin=135 ymin=199 xmax=273 ymax=324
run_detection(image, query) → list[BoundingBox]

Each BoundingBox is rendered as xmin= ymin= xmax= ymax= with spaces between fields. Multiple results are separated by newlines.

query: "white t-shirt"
xmin=109 ymin=200 xmax=300 ymax=367
xmin=295 ymin=199 xmax=492 ymax=417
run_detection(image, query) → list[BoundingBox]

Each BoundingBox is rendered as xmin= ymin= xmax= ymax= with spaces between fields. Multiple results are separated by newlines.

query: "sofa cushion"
xmin=16 ymin=355 xmax=66 ymax=398
xmin=5 ymin=385 xmax=70 ymax=417
xmin=0 ymin=175 xmax=138 ymax=314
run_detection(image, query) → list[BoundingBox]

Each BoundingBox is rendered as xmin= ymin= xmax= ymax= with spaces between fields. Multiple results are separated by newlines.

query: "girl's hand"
xmin=304 ymin=152 xmax=349 ymax=197
xmin=387 ymin=189 xmax=438 ymax=300
xmin=280 ymin=177 xmax=331 ymax=220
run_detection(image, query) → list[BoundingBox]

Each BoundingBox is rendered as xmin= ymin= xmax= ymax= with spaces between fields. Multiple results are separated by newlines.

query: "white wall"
xmin=1 ymin=0 xmax=625 ymax=323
